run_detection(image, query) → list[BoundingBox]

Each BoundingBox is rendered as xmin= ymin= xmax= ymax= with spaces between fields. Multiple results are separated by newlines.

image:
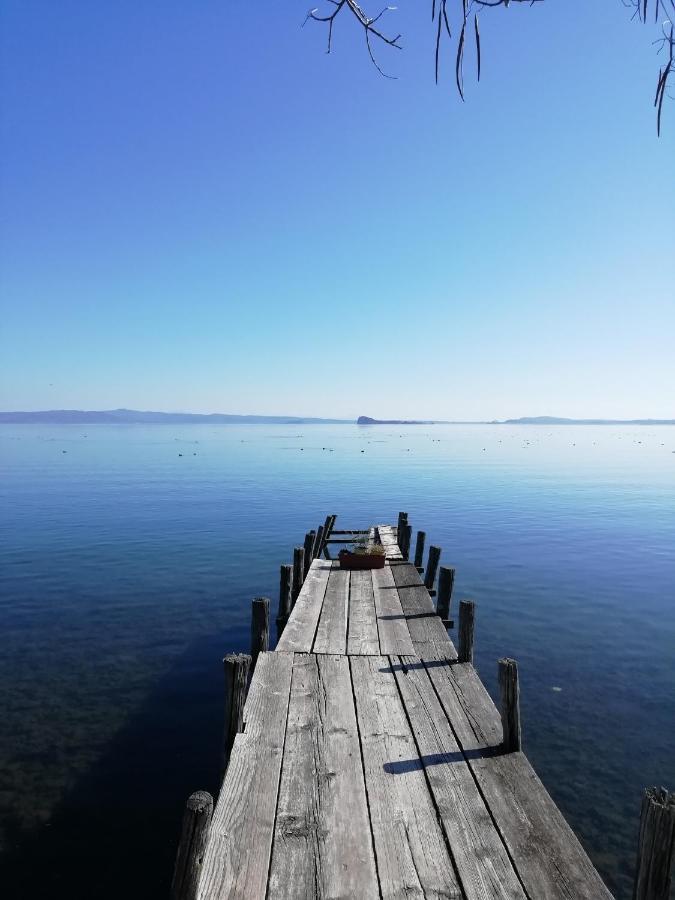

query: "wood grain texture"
xmin=268 ymin=654 xmax=378 ymax=898
xmin=346 ymin=569 xmax=380 ymax=655
xmin=313 ymin=567 xmax=349 ymax=654
xmin=391 ymin=562 xmax=457 ymax=660
xmin=393 ymin=656 xmax=526 ymax=900
xmin=351 ymin=654 xmax=461 ymax=900
xmin=372 ymin=564 xmax=415 ymax=656
xmin=198 ymin=652 xmax=293 ymax=900
xmin=376 ymin=525 xmax=403 ymax=560
xmin=276 ymin=560 xmax=333 ymax=653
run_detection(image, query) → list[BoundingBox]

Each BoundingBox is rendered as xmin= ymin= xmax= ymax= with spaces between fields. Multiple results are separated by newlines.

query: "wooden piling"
xmin=498 ymin=658 xmax=521 ymax=753
xmin=170 ymin=790 xmax=213 ymax=900
xmin=292 ymin=546 xmax=305 ymax=603
xmin=251 ymin=597 xmax=270 ymax=668
xmin=276 ymin=564 xmax=293 ymax=636
xmin=223 ymin=653 xmax=251 ymax=774
xmin=634 ymin=787 xmax=675 ymax=900
xmin=401 ymin=523 xmax=412 ymax=560
xmin=437 ymin=566 xmax=455 ymax=622
xmin=303 ymin=531 xmax=315 ymax=577
xmin=458 ymin=598 xmax=475 ymax=664
xmin=313 ymin=525 xmax=325 ymax=559
xmin=424 ymin=545 xmax=441 ymax=591
xmin=396 ymin=511 xmax=408 ymax=544
xmin=414 ymin=530 xmax=426 ymax=569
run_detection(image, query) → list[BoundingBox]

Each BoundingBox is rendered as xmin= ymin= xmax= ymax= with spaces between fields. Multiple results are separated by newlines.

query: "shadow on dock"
xmin=0 ymin=629 xmax=244 ymax=900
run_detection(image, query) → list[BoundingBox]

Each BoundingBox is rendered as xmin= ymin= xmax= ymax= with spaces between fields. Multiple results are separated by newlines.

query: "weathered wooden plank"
xmin=426 ymin=657 xmax=613 ymax=899
xmin=313 ymin=567 xmax=349 ymax=654
xmin=376 ymin=524 xmax=403 ymax=560
xmin=351 ymin=655 xmax=461 ymax=900
xmin=390 ymin=562 xmax=457 ymax=659
xmin=372 ymin=564 xmax=415 ymax=657
xmin=268 ymin=654 xmax=379 ymax=898
xmin=198 ymin=652 xmax=293 ymax=900
xmin=275 ymin=560 xmax=333 ymax=653
xmin=393 ymin=656 xmax=526 ymax=900
xmin=347 ymin=569 xmax=380 ymax=655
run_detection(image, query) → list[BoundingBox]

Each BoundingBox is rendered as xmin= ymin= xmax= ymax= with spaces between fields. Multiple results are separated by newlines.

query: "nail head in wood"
xmin=170 ymin=790 xmax=213 ymax=900
xmin=223 ymin=652 xmax=251 ymax=775
xmin=424 ymin=545 xmax=441 ymax=591
xmin=634 ymin=786 xmax=675 ymax=900
xmin=251 ymin=597 xmax=270 ymax=667
xmin=498 ymin=657 xmax=522 ymax=753
xmin=458 ymin=598 xmax=475 ymax=664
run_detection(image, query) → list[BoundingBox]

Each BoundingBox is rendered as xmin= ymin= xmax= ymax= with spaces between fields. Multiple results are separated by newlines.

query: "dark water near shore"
xmin=1 ymin=423 xmax=674 ymax=899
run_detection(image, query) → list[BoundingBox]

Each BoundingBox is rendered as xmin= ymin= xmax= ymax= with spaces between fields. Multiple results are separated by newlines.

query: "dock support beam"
xmin=458 ymin=599 xmax=475 ymax=663
xmin=437 ymin=566 xmax=455 ymax=623
xmin=313 ymin=525 xmax=324 ymax=560
xmin=292 ymin=546 xmax=305 ymax=604
xmin=498 ymin=657 xmax=522 ymax=753
xmin=170 ymin=790 xmax=213 ymax=900
xmin=303 ymin=531 xmax=315 ymax=577
xmin=276 ymin=564 xmax=292 ymax=638
xmin=414 ymin=530 xmax=426 ymax=569
xmin=397 ymin=511 xmax=408 ymax=544
xmin=251 ymin=597 xmax=270 ymax=668
xmin=424 ymin=545 xmax=441 ymax=592
xmin=401 ymin=523 xmax=412 ymax=560
xmin=634 ymin=787 xmax=675 ymax=900
xmin=223 ymin=653 xmax=251 ymax=775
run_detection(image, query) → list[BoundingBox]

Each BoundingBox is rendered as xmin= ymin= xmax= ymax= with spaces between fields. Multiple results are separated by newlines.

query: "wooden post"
xmin=292 ymin=546 xmax=305 ymax=604
xmin=401 ymin=523 xmax=412 ymax=560
xmin=634 ymin=787 xmax=675 ymax=900
xmin=498 ymin=657 xmax=521 ymax=753
xmin=414 ymin=530 xmax=426 ymax=569
xmin=424 ymin=545 xmax=441 ymax=591
xmin=437 ymin=566 xmax=455 ymax=622
xmin=303 ymin=531 xmax=315 ymax=577
xmin=250 ymin=597 xmax=269 ymax=667
xmin=276 ymin=563 xmax=292 ymax=637
xmin=170 ymin=790 xmax=213 ymax=900
xmin=223 ymin=653 xmax=251 ymax=774
xmin=313 ymin=525 xmax=325 ymax=559
xmin=458 ymin=598 xmax=475 ymax=664
xmin=397 ymin=511 xmax=408 ymax=546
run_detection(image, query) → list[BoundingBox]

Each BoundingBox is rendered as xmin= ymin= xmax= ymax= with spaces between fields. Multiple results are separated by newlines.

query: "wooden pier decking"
xmin=191 ymin=522 xmax=617 ymax=900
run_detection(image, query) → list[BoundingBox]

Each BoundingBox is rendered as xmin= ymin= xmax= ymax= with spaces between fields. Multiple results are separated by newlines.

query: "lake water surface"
xmin=1 ymin=423 xmax=674 ymax=898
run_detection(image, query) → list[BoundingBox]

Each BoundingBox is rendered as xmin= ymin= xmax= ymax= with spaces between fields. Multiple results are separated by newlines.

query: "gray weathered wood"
xmin=276 ymin=560 xmax=333 ymax=653
xmin=414 ymin=530 xmax=426 ymax=568
xmin=313 ymin=525 xmax=324 ymax=560
xmin=171 ymin=791 xmax=214 ymax=900
xmin=437 ymin=566 xmax=455 ymax=622
xmin=268 ymin=654 xmax=379 ymax=898
xmin=277 ymin=564 xmax=293 ymax=637
xmin=313 ymin=567 xmax=349 ymax=654
xmin=458 ymin=598 xmax=475 ymax=664
xmin=634 ymin=787 xmax=675 ymax=900
xmin=423 ymin=545 xmax=441 ymax=591
xmin=376 ymin=524 xmax=403 ymax=560
xmin=371 ymin=563 xmax=415 ymax=656
xmin=396 ymin=511 xmax=408 ymax=542
xmin=292 ymin=546 xmax=305 ymax=604
xmin=222 ymin=653 xmax=251 ymax=775
xmin=351 ymin=654 xmax=460 ymax=899
xmin=303 ymin=531 xmax=315 ymax=578
xmin=199 ymin=652 xmax=293 ymax=900
xmin=393 ymin=657 xmax=526 ymax=899
xmin=401 ymin=523 xmax=412 ymax=560
xmin=390 ymin=561 xmax=457 ymax=659
xmin=250 ymin=597 xmax=270 ymax=668
xmin=426 ymin=656 xmax=613 ymax=899
xmin=498 ymin=657 xmax=521 ymax=753
xmin=346 ymin=569 xmax=379 ymax=655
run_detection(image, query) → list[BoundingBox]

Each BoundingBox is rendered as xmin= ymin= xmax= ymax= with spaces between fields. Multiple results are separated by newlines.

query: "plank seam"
xmin=347 ymin=654 xmax=385 ymax=900
xmin=421 ymin=658 xmax=533 ymax=900
xmin=308 ymin=562 xmax=333 ymax=654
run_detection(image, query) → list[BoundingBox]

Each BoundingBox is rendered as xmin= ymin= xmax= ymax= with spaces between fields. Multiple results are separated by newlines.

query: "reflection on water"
xmin=1 ymin=424 xmax=674 ymax=898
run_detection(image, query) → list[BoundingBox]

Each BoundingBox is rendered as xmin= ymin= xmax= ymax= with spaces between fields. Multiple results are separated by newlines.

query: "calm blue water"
xmin=1 ymin=423 xmax=674 ymax=898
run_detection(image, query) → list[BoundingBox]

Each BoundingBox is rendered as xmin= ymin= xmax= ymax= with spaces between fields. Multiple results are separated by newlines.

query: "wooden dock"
xmin=172 ymin=519 xmax=675 ymax=900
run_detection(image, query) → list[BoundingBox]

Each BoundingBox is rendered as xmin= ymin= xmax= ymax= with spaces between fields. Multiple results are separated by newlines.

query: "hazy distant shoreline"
xmin=1 ymin=410 xmax=674 ymax=426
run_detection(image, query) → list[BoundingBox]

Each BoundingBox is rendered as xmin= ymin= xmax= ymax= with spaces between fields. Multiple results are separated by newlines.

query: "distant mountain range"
xmin=1 ymin=410 xmax=673 ymax=426
xmin=0 ymin=409 xmax=351 ymax=425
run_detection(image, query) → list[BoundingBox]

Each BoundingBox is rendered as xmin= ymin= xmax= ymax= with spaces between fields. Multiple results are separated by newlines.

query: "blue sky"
xmin=1 ymin=1 xmax=673 ymax=419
